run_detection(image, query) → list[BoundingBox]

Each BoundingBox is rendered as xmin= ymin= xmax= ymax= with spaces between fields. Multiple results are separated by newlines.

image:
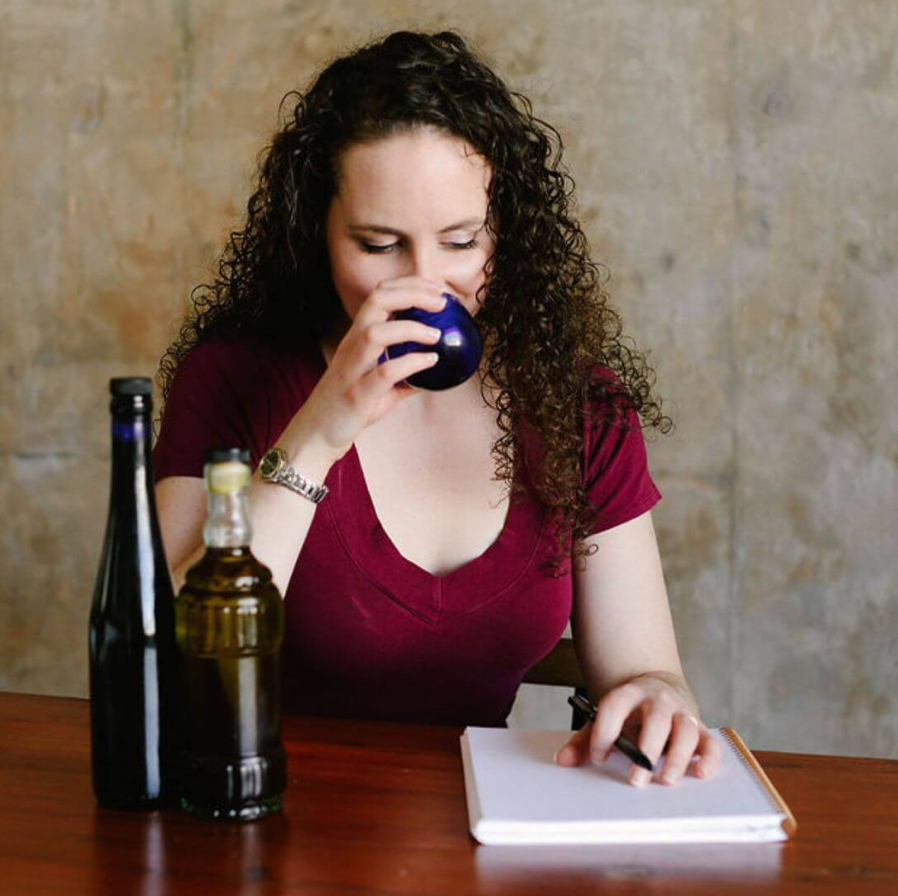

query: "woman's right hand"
xmin=296 ymin=275 xmax=449 ymax=462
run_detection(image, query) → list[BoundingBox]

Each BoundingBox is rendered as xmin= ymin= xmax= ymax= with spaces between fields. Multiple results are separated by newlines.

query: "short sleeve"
xmin=151 ymin=339 xmax=271 ymax=482
xmin=582 ymin=379 xmax=663 ymax=536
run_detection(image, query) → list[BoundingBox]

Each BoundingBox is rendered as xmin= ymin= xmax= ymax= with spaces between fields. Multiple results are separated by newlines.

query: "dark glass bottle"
xmin=88 ymin=377 xmax=180 ymax=809
xmin=176 ymin=447 xmax=287 ymax=821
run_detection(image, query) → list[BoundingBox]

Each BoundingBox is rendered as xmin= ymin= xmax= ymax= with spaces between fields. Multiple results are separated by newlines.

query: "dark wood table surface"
xmin=1 ymin=691 xmax=897 ymax=895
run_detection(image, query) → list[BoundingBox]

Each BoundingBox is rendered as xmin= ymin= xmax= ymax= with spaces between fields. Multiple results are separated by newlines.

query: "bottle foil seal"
xmin=205 ymin=461 xmax=251 ymax=494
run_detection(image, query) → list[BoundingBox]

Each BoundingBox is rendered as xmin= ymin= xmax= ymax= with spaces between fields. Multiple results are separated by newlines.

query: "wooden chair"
xmin=521 ymin=638 xmax=591 ymax=731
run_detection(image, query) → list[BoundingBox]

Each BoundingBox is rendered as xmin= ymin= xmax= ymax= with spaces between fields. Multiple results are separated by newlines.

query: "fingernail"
xmin=630 ymin=768 xmax=650 ymax=788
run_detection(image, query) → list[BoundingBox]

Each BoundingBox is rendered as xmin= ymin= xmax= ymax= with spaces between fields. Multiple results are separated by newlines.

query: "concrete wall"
xmin=2 ymin=0 xmax=895 ymax=757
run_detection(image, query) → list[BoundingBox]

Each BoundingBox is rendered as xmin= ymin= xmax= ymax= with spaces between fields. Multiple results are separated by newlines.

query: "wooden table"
xmin=1 ymin=691 xmax=896 ymax=895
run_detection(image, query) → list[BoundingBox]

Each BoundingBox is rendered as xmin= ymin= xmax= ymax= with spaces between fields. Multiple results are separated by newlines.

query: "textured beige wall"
xmin=2 ymin=1 xmax=895 ymax=757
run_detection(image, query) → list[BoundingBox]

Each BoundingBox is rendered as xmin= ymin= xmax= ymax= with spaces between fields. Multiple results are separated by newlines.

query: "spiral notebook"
xmin=460 ymin=726 xmax=797 ymax=845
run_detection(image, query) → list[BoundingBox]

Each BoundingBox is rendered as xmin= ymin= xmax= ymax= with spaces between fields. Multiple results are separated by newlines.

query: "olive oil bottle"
xmin=176 ymin=448 xmax=287 ymax=821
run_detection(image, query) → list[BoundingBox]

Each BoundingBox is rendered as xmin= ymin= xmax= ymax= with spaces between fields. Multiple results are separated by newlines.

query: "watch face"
xmin=260 ymin=448 xmax=283 ymax=479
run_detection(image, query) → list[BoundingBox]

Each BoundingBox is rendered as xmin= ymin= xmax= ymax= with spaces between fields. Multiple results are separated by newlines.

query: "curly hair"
xmin=157 ymin=28 xmax=673 ymax=578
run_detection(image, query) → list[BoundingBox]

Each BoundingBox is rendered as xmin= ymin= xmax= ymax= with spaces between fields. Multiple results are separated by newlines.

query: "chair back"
xmin=521 ymin=638 xmax=590 ymax=731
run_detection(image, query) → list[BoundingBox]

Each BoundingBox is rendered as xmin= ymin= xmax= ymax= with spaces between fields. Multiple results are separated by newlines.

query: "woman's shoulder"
xmin=175 ymin=333 xmax=319 ymax=381
xmin=581 ymin=360 xmax=627 ymax=392
xmin=154 ymin=334 xmax=321 ymax=477
xmin=582 ymin=361 xmax=639 ymax=422
xmin=178 ymin=332 xmax=288 ymax=366
xmin=165 ymin=333 xmax=321 ymax=414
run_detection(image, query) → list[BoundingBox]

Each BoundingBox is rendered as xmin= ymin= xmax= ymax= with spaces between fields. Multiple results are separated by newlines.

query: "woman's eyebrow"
xmin=347 ymin=217 xmax=483 ymax=236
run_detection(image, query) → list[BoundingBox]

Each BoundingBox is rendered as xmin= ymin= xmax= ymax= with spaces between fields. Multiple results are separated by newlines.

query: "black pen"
xmin=567 ymin=693 xmax=654 ymax=772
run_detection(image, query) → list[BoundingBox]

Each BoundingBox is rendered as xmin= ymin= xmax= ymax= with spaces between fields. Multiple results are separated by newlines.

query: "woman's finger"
xmin=688 ymin=724 xmax=723 ymax=779
xmin=657 ymin=713 xmax=702 ymax=786
xmin=588 ymin=683 xmax=645 ymax=765
xmin=628 ymin=699 xmax=676 ymax=787
xmin=553 ymin=720 xmax=593 ymax=766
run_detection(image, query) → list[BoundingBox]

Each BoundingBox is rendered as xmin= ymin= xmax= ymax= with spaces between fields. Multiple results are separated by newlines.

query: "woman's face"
xmin=324 ymin=128 xmax=495 ymax=335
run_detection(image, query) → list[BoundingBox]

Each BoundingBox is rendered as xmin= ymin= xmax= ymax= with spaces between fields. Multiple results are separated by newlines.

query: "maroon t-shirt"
xmin=153 ymin=336 xmax=662 ymax=727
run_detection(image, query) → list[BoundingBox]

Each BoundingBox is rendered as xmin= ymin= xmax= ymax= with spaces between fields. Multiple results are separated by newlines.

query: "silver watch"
xmin=259 ymin=446 xmax=329 ymax=504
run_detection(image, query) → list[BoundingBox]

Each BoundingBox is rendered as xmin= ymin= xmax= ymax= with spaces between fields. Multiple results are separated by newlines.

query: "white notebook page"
xmin=461 ymin=727 xmax=788 ymax=843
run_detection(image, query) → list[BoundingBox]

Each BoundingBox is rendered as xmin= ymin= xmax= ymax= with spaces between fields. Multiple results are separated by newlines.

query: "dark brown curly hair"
xmin=157 ymin=28 xmax=673 ymax=578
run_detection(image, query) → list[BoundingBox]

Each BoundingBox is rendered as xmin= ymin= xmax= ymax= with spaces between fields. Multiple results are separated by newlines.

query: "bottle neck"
xmin=204 ymin=491 xmax=252 ymax=548
xmin=102 ymin=400 xmax=173 ymax=615
xmin=111 ymin=413 xmax=151 ymax=470
xmin=109 ymin=414 xmax=153 ymax=521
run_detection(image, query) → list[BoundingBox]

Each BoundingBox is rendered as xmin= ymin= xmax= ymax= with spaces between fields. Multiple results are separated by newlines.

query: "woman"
xmin=154 ymin=29 xmax=721 ymax=788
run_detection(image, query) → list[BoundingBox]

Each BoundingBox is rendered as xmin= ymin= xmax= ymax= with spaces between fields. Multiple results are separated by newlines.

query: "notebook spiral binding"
xmin=720 ymin=728 xmax=780 ymax=813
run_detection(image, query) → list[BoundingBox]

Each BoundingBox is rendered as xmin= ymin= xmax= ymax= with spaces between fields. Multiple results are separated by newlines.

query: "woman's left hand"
xmin=554 ymin=673 xmax=722 ymax=787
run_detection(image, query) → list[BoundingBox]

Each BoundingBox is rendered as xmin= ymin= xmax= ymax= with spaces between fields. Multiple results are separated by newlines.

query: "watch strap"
xmin=262 ymin=448 xmax=329 ymax=504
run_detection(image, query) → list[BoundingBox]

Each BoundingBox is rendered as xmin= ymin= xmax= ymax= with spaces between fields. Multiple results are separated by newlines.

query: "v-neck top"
xmin=152 ymin=335 xmax=662 ymax=727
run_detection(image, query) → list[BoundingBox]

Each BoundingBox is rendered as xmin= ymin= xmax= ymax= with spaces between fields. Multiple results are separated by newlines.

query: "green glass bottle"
xmin=175 ymin=447 xmax=287 ymax=821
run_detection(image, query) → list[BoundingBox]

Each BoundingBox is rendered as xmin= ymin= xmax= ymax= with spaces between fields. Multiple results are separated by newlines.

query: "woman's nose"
xmin=403 ymin=245 xmax=445 ymax=284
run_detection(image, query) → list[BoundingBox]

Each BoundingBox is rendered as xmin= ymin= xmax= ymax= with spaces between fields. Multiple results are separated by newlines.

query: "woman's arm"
xmin=156 ymin=422 xmax=339 ymax=596
xmin=555 ymin=510 xmax=722 ymax=786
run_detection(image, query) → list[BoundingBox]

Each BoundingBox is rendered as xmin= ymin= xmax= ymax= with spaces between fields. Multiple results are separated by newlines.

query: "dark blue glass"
xmin=377 ymin=291 xmax=483 ymax=390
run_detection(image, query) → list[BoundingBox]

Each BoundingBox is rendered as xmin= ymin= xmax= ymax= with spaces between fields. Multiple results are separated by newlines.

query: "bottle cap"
xmin=204 ymin=447 xmax=251 ymax=494
xmin=110 ymin=377 xmax=152 ymax=396
xmin=206 ymin=447 xmax=251 ymax=465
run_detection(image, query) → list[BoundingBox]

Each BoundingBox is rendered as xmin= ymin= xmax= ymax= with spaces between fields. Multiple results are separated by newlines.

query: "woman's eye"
xmin=360 ymin=239 xmax=479 ymax=254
